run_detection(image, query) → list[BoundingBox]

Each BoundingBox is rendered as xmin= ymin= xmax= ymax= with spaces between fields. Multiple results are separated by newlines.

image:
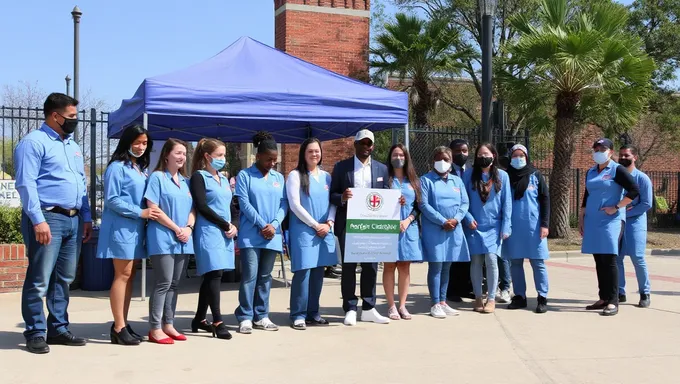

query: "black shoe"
xmin=26 ymin=337 xmax=50 ymax=354
xmin=305 ymin=317 xmax=330 ymax=326
xmin=586 ymin=300 xmax=607 ymax=310
xmin=508 ymin=295 xmax=527 ymax=310
xmin=535 ymin=296 xmax=548 ymax=314
xmin=110 ymin=325 xmax=140 ymax=345
xmin=447 ymin=295 xmax=463 ymax=303
xmin=126 ymin=324 xmax=144 ymax=342
xmin=46 ymin=331 xmax=87 ymax=346
xmin=324 ymin=266 xmax=341 ymax=279
xmin=619 ymin=294 xmax=627 ymax=303
xmin=211 ymin=323 xmax=232 ymax=340
xmin=638 ymin=294 xmax=651 ymax=308
xmin=191 ymin=318 xmax=212 ymax=333
xmin=601 ymin=305 xmax=619 ymax=316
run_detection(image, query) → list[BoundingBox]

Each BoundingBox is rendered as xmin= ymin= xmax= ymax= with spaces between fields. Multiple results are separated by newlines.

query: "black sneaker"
xmin=26 ymin=337 xmax=50 ymax=354
xmin=46 ymin=331 xmax=87 ymax=346
xmin=535 ymin=296 xmax=548 ymax=314
xmin=638 ymin=294 xmax=651 ymax=308
xmin=508 ymin=295 xmax=527 ymax=310
xmin=619 ymin=294 xmax=627 ymax=303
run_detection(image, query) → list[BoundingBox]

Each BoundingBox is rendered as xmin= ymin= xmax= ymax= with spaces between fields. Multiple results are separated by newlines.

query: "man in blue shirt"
xmin=14 ymin=93 xmax=93 ymax=354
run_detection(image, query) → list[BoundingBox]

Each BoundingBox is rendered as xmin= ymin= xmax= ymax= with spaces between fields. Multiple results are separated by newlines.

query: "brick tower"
xmin=274 ymin=0 xmax=371 ymax=175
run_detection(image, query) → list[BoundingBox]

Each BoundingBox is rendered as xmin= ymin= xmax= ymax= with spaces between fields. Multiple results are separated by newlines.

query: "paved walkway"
xmin=1 ymin=254 xmax=679 ymax=384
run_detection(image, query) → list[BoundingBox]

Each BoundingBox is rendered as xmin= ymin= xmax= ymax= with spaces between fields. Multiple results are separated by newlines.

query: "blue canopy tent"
xmin=108 ymin=36 xmax=409 ymax=144
xmin=108 ymin=36 xmax=409 ymax=299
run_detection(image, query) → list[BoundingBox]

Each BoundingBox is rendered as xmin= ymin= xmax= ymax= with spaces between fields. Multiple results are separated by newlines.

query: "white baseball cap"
xmin=354 ymin=129 xmax=375 ymax=143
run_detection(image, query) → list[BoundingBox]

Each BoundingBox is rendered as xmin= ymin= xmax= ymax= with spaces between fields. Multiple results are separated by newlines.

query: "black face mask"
xmin=57 ymin=114 xmax=78 ymax=135
xmin=618 ymin=158 xmax=632 ymax=167
xmin=453 ymin=153 xmax=468 ymax=167
xmin=475 ymin=156 xmax=493 ymax=168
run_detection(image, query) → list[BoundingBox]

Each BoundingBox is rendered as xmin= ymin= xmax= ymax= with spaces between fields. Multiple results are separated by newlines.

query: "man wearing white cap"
xmin=330 ymin=129 xmax=391 ymax=325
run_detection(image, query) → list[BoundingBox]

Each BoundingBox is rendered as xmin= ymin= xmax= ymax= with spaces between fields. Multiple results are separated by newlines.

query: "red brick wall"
xmin=274 ymin=0 xmax=370 ymax=175
xmin=0 ymin=244 xmax=27 ymax=293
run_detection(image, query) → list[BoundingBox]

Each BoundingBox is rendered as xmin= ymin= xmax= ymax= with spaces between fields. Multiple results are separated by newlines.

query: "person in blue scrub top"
xmin=420 ymin=146 xmax=470 ymax=319
xmin=144 ymin=139 xmax=196 ymax=344
xmin=503 ymin=144 xmax=550 ymax=314
xmin=286 ymin=138 xmax=336 ymax=330
xmin=97 ymin=125 xmax=161 ymax=345
xmin=14 ymin=93 xmax=92 ymax=354
xmin=383 ymin=144 xmax=421 ymax=321
xmin=463 ymin=143 xmax=512 ymax=314
xmin=235 ymin=131 xmax=288 ymax=334
xmin=189 ymin=138 xmax=238 ymax=340
xmin=580 ymin=138 xmax=640 ymax=316
xmin=616 ymin=145 xmax=652 ymax=308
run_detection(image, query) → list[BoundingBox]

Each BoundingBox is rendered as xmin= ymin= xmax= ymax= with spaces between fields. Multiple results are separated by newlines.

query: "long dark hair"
xmin=153 ymin=138 xmax=189 ymax=177
xmin=472 ymin=142 xmax=501 ymax=202
xmin=387 ymin=144 xmax=421 ymax=204
xmin=296 ymin=137 xmax=322 ymax=196
xmin=108 ymin=125 xmax=152 ymax=171
xmin=191 ymin=138 xmax=226 ymax=173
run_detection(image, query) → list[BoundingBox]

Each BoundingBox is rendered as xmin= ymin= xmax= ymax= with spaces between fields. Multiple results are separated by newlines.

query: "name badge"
xmin=602 ymin=174 xmax=612 ymax=181
xmin=75 ymin=151 xmax=82 ymax=157
xmin=408 ymin=184 xmax=414 ymax=190
xmin=527 ymin=185 xmax=536 ymax=191
xmin=324 ymin=184 xmax=329 ymax=191
xmin=377 ymin=177 xmax=384 ymax=182
xmin=453 ymin=187 xmax=460 ymax=193
xmin=272 ymin=181 xmax=281 ymax=188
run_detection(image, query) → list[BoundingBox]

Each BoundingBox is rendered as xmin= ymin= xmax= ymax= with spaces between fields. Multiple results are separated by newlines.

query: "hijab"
xmin=507 ymin=144 xmax=536 ymax=200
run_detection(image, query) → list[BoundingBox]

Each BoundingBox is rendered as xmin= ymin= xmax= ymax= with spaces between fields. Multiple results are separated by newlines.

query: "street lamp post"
xmin=71 ymin=6 xmax=82 ymax=141
xmin=65 ymin=75 xmax=71 ymax=96
xmin=479 ymin=0 xmax=497 ymax=143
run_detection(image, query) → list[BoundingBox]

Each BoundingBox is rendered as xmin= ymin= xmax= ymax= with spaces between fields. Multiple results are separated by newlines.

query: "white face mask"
xmin=593 ymin=151 xmax=610 ymax=165
xmin=434 ymin=160 xmax=451 ymax=174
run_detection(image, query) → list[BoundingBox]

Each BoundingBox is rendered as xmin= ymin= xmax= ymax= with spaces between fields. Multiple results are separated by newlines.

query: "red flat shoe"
xmin=169 ymin=333 xmax=187 ymax=341
xmin=148 ymin=332 xmax=174 ymax=345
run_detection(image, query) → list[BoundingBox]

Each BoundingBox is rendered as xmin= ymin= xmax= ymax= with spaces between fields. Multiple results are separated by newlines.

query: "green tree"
xmin=498 ymin=0 xmax=655 ymax=238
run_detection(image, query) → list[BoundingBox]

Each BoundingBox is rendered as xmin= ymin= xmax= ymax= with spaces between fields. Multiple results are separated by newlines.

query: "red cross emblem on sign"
xmin=370 ymin=195 xmax=381 ymax=207
xmin=366 ymin=192 xmax=383 ymax=211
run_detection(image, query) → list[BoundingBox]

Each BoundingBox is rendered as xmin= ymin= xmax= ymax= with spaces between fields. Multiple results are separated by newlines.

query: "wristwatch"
xmin=187 ymin=224 xmax=194 ymax=231
xmin=327 ymin=220 xmax=334 ymax=229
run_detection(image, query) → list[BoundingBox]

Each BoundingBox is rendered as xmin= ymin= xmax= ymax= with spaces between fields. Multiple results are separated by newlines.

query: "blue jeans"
xmin=511 ymin=259 xmax=549 ymax=298
xmin=617 ymin=254 xmax=651 ymax=295
xmin=427 ymin=262 xmax=452 ymax=305
xmin=471 ymin=253 xmax=498 ymax=300
xmin=290 ymin=266 xmax=325 ymax=322
xmin=21 ymin=211 xmax=82 ymax=340
xmin=498 ymin=255 xmax=512 ymax=291
xmin=235 ymin=248 xmax=278 ymax=323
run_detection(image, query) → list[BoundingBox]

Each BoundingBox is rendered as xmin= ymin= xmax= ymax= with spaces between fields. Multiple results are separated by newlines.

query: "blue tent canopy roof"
xmin=107 ymin=37 xmax=409 ymax=143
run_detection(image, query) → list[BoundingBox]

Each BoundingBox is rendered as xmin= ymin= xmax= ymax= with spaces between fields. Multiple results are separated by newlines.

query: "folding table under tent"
xmin=107 ymin=36 xmax=409 ymax=300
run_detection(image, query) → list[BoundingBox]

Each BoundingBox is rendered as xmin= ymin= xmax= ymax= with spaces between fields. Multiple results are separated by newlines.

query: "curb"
xmin=548 ymin=249 xmax=680 ymax=258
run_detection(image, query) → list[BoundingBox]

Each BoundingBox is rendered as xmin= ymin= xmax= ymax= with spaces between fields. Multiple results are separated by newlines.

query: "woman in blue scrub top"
xmin=235 ymin=132 xmax=288 ymax=334
xmin=144 ymin=139 xmax=196 ymax=344
xmin=383 ymin=144 xmax=422 ymax=321
xmin=286 ymin=138 xmax=336 ymax=330
xmin=579 ymin=138 xmax=639 ymax=316
xmin=463 ymin=143 xmax=512 ymax=314
xmin=97 ymin=125 xmax=161 ymax=345
xmin=503 ymin=144 xmax=550 ymax=314
xmin=189 ymin=138 xmax=238 ymax=340
xmin=420 ymin=146 xmax=470 ymax=319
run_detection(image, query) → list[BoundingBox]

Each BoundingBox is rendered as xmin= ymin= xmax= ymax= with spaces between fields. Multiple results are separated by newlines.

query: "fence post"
xmin=575 ymin=169 xmax=580 ymax=218
xmin=90 ymin=108 xmax=97 ymax=223
xmin=676 ymin=172 xmax=680 ymax=219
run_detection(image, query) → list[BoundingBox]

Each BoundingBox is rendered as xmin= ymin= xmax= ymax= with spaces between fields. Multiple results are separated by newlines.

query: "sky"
xmin=0 ymin=0 xmax=663 ymax=111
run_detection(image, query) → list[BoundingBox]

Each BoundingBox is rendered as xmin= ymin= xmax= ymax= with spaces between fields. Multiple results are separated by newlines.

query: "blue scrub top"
xmin=144 ymin=170 xmax=195 ymax=256
xmin=463 ymin=169 xmax=512 ymax=256
xmin=235 ymin=165 xmax=288 ymax=252
xmin=392 ymin=178 xmax=422 ymax=262
xmin=502 ymin=173 xmax=549 ymax=260
xmin=97 ymin=161 xmax=148 ymax=260
xmin=621 ymin=168 xmax=653 ymax=258
xmin=582 ymin=161 xmax=626 ymax=255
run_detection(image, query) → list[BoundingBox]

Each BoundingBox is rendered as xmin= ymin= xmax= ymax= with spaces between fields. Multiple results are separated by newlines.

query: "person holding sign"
xmin=235 ymin=132 xmax=288 ymax=333
xmin=420 ymin=146 xmax=470 ymax=318
xmin=286 ymin=138 xmax=336 ymax=330
xmin=330 ymin=129 xmax=391 ymax=326
xmin=463 ymin=143 xmax=512 ymax=314
xmin=383 ymin=144 xmax=421 ymax=320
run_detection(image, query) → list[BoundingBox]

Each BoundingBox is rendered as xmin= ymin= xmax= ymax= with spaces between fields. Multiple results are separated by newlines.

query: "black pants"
xmin=195 ymin=270 xmax=224 ymax=323
xmin=593 ymin=254 xmax=619 ymax=305
xmin=338 ymin=231 xmax=377 ymax=312
xmin=447 ymin=261 xmax=473 ymax=298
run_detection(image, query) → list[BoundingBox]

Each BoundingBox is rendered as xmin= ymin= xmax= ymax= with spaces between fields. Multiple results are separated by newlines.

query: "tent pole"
xmin=141 ymin=113 xmax=148 ymax=302
xmin=404 ymin=124 xmax=410 ymax=150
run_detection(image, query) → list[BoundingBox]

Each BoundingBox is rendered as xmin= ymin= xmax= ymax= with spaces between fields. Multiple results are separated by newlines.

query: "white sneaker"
xmin=253 ymin=318 xmax=279 ymax=331
xmin=441 ymin=303 xmax=460 ymax=316
xmin=430 ymin=304 xmax=446 ymax=318
xmin=239 ymin=320 xmax=253 ymax=334
xmin=497 ymin=290 xmax=511 ymax=303
xmin=360 ymin=308 xmax=390 ymax=324
xmin=344 ymin=310 xmax=357 ymax=326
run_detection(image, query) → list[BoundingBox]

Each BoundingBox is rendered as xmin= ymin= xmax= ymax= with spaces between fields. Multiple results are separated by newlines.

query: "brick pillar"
xmin=274 ymin=0 xmax=371 ymax=175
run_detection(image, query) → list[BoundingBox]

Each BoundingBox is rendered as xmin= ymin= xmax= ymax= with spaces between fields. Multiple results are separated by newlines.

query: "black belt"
xmin=47 ymin=207 xmax=79 ymax=217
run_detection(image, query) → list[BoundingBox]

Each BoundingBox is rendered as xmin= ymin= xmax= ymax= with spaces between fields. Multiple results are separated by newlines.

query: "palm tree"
xmin=371 ymin=13 xmax=469 ymax=128
xmin=498 ymin=0 xmax=655 ymax=238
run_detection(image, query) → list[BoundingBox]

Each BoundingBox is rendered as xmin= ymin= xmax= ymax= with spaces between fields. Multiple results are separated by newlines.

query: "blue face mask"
xmin=510 ymin=157 xmax=526 ymax=169
xmin=128 ymin=149 xmax=144 ymax=158
xmin=593 ymin=151 xmax=610 ymax=165
xmin=210 ymin=157 xmax=226 ymax=170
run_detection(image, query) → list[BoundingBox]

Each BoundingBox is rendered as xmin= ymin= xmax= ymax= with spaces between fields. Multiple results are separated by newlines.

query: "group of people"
xmin=14 ymin=93 xmax=653 ymax=354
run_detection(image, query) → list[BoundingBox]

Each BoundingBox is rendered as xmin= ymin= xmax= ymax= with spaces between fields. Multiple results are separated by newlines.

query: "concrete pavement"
xmin=1 ymin=253 xmax=679 ymax=384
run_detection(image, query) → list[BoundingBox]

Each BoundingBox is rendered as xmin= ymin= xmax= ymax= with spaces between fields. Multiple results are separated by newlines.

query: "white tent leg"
xmin=404 ymin=124 xmax=410 ymax=150
xmin=141 ymin=113 xmax=148 ymax=301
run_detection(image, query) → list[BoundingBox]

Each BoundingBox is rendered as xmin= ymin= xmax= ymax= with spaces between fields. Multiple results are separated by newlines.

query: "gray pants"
xmin=149 ymin=254 xmax=188 ymax=329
